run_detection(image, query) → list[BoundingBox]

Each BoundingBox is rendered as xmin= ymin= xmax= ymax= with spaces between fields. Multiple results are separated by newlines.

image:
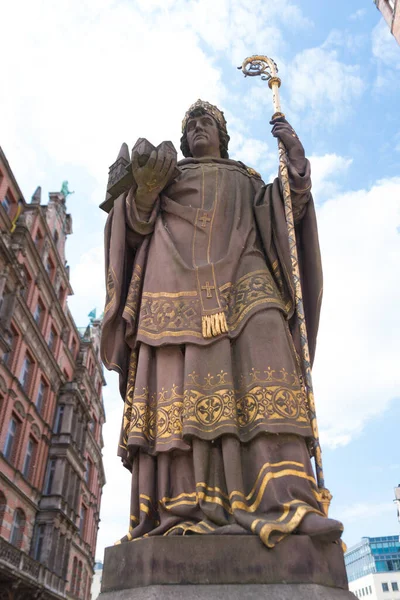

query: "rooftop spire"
xmin=117 ymin=142 xmax=130 ymax=162
xmin=31 ymin=186 xmax=42 ymax=205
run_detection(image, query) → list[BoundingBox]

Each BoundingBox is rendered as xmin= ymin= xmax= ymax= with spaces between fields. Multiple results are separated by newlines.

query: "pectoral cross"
xmin=201 ymin=282 xmax=215 ymax=298
xmin=198 ymin=214 xmax=211 ymax=228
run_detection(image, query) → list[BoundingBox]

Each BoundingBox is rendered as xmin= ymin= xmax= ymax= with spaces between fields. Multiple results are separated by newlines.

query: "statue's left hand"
xmin=270 ymin=117 xmax=306 ymax=172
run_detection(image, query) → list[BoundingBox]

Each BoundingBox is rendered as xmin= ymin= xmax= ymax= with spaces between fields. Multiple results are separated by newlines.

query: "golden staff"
xmin=239 ymin=55 xmax=332 ymax=515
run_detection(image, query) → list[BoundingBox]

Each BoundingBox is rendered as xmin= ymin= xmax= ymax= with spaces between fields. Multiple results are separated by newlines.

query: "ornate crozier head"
xmin=180 ymin=99 xmax=230 ymax=159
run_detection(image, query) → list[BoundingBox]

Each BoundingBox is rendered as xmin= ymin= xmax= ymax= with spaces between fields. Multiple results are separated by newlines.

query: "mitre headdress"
xmin=181 ymin=99 xmax=227 ymax=133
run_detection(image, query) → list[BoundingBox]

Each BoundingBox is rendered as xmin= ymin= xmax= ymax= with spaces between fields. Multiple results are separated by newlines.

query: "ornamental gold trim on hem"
xmin=116 ymin=459 xmax=323 ymax=548
xmin=119 ymin=361 xmax=310 ymax=452
xmin=131 ymin=269 xmax=290 ymax=342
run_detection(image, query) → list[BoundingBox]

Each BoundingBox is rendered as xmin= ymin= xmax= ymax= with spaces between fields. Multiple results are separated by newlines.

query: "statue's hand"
xmin=132 ymin=147 xmax=177 ymax=213
xmin=270 ymin=117 xmax=306 ymax=172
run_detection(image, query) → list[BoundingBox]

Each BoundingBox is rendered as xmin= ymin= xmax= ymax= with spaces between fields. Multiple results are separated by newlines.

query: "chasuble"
xmin=100 ymin=105 xmax=342 ymax=547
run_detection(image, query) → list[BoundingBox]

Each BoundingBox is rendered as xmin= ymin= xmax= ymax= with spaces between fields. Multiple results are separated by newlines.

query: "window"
xmin=80 ymin=504 xmax=87 ymax=537
xmin=91 ymin=415 xmax=98 ymax=438
xmin=4 ymin=417 xmax=18 ymax=461
xmin=10 ymin=508 xmax=26 ymax=548
xmin=392 ymin=582 xmax=399 ymax=591
xmin=48 ymin=326 xmax=57 ymax=352
xmin=368 ymin=586 xmax=372 ymax=594
xmin=54 ymin=230 xmax=59 ymax=246
xmin=34 ymin=230 xmax=43 ymax=251
xmin=33 ymin=523 xmax=46 ymax=561
xmin=54 ymin=405 xmax=64 ymax=434
xmin=46 ymin=256 xmax=55 ymax=281
xmin=55 ymin=533 xmax=66 ymax=577
xmin=19 ymin=353 xmax=33 ymax=392
xmin=71 ymin=337 xmax=78 ymax=359
xmin=35 ymin=379 xmax=48 ymax=414
xmin=1 ymin=195 xmax=11 ymax=213
xmin=0 ymin=491 xmax=6 ymax=532
xmin=33 ymin=299 xmax=44 ymax=327
xmin=3 ymin=327 xmax=16 ymax=368
xmin=82 ymin=569 xmax=88 ymax=599
xmin=59 ymin=285 xmax=65 ymax=306
xmin=22 ymin=437 xmax=37 ymax=480
xmin=382 ymin=582 xmax=389 ymax=592
xmin=71 ymin=557 xmax=78 ymax=594
xmin=77 ymin=560 xmax=83 ymax=595
xmin=85 ymin=459 xmax=92 ymax=487
xmin=44 ymin=459 xmax=56 ymax=495
xmin=22 ymin=267 xmax=32 ymax=301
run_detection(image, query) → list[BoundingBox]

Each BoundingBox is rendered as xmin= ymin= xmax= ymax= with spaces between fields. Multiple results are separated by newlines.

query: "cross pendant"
xmin=201 ymin=281 xmax=215 ymax=298
xmin=198 ymin=214 xmax=211 ymax=227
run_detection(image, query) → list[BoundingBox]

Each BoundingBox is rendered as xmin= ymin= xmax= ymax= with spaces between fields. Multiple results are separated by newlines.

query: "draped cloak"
xmin=100 ymin=156 xmax=325 ymax=547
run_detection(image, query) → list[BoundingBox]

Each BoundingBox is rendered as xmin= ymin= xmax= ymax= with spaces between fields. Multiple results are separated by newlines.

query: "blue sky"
xmin=1 ymin=0 xmax=400 ymax=557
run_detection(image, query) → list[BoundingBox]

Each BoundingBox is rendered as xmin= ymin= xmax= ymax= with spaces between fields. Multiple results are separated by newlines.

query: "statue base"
xmin=99 ymin=583 xmax=355 ymax=599
xmin=98 ymin=535 xmax=354 ymax=599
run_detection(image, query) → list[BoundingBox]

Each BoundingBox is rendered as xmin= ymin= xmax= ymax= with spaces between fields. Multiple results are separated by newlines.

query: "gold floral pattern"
xmin=125 ymin=365 xmax=310 ymax=449
xmin=221 ymin=269 xmax=291 ymax=332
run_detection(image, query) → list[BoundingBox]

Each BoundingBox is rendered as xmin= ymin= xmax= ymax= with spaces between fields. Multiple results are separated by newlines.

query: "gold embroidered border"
xmin=136 ymin=269 xmax=288 ymax=340
xmin=125 ymin=368 xmax=310 ymax=447
xmin=105 ymin=266 xmax=117 ymax=314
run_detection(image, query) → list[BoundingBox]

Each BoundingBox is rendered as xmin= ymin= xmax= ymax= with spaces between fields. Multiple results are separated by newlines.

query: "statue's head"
xmin=180 ymin=99 xmax=230 ymax=159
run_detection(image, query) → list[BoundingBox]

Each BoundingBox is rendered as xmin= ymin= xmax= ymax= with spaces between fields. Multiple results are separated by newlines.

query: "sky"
xmin=1 ymin=0 xmax=400 ymax=560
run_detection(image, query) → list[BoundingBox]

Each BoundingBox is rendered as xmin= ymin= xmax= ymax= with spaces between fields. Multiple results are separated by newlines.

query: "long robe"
xmin=101 ymin=156 xmax=325 ymax=547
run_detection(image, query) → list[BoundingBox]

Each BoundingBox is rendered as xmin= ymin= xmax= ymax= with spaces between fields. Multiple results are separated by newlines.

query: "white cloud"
xmin=286 ymin=47 xmax=365 ymax=124
xmin=322 ymin=29 xmax=366 ymax=54
xmin=349 ymin=8 xmax=367 ymax=21
xmin=309 ymin=153 xmax=352 ymax=202
xmin=69 ymin=245 xmax=105 ymax=325
xmin=0 ymin=0 xmax=225 ymax=188
xmin=229 ymin=133 xmax=275 ymax=171
xmin=339 ymin=501 xmax=394 ymax=523
xmin=372 ymin=19 xmax=400 ymax=91
xmin=0 ymin=0 xmax=314 ymax=193
xmin=313 ymin=177 xmax=400 ymax=448
xmin=372 ymin=19 xmax=400 ymax=69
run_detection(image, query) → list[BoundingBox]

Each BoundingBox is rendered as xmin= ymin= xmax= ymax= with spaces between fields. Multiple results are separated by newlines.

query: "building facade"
xmin=345 ymin=536 xmax=400 ymax=600
xmin=374 ymin=0 xmax=400 ymax=45
xmin=0 ymin=147 xmax=106 ymax=599
xmin=349 ymin=572 xmax=400 ymax=600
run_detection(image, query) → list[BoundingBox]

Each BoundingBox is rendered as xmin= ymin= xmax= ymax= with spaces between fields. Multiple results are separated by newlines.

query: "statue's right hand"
xmin=132 ymin=148 xmax=177 ymax=212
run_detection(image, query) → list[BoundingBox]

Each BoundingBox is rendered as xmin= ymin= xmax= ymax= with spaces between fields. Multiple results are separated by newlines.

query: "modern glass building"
xmin=345 ymin=536 xmax=400 ymax=582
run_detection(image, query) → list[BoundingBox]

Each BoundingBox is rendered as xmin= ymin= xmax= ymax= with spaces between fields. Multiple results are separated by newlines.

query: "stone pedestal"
xmin=98 ymin=535 xmax=355 ymax=599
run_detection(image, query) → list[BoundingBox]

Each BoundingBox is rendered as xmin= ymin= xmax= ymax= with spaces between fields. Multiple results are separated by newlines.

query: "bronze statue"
xmin=100 ymin=99 xmax=343 ymax=549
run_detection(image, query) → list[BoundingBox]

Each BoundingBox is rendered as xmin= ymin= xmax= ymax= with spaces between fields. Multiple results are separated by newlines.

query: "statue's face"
xmin=186 ymin=113 xmax=221 ymax=158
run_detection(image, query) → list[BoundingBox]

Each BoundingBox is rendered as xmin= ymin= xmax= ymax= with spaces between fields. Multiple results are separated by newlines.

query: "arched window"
xmin=82 ymin=569 xmax=88 ymax=599
xmin=76 ymin=560 xmax=83 ymax=595
xmin=10 ymin=508 xmax=26 ymax=548
xmin=71 ymin=556 xmax=78 ymax=594
xmin=0 ymin=491 xmax=6 ymax=532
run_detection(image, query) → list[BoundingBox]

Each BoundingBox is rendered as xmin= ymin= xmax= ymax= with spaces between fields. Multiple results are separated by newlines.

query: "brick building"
xmin=374 ymin=0 xmax=400 ymax=45
xmin=0 ymin=147 xmax=106 ymax=599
